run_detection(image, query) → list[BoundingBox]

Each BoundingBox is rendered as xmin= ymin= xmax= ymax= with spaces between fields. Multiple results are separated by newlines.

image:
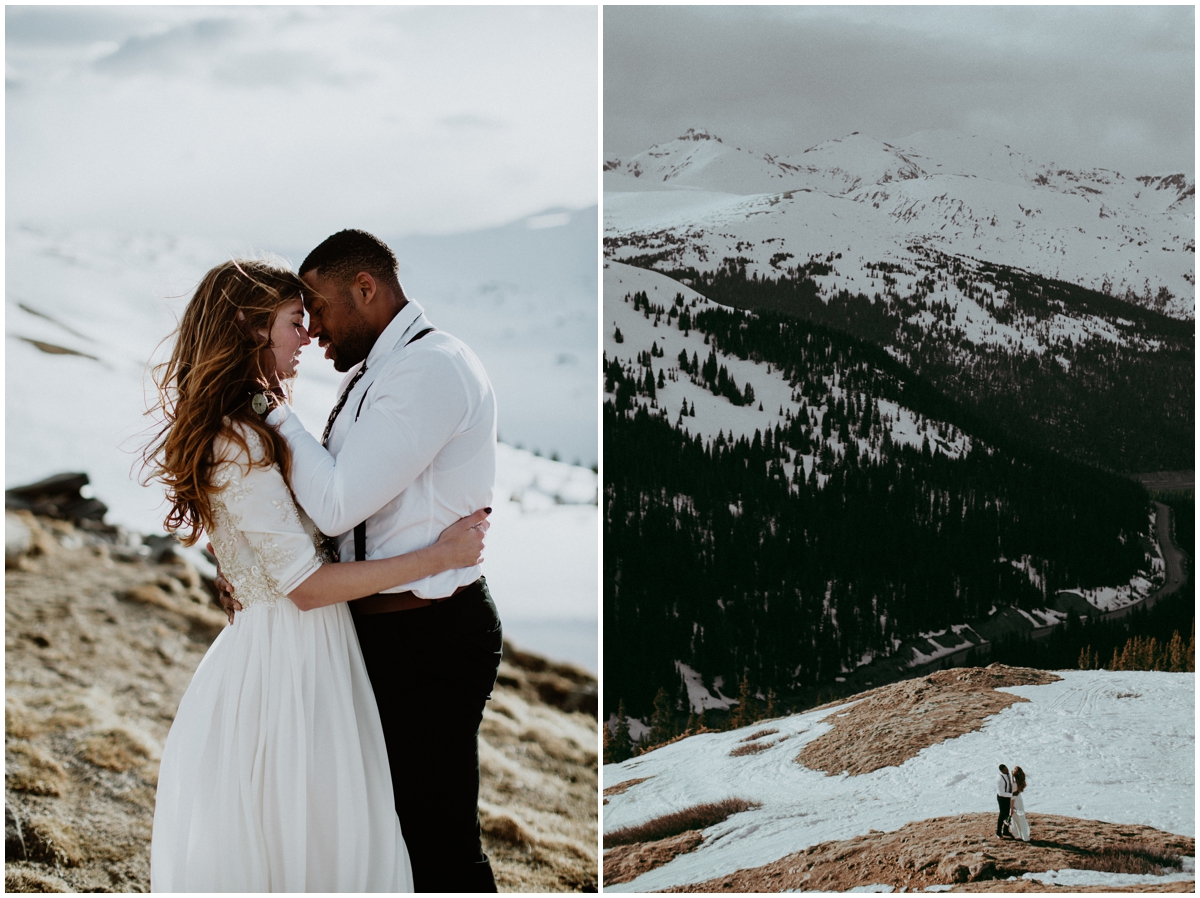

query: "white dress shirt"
xmin=267 ymin=299 xmax=496 ymax=599
xmin=996 ymin=772 xmax=1012 ymax=798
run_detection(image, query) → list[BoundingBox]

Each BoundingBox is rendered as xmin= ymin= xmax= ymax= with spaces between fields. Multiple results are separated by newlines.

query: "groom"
xmin=228 ymin=229 xmax=503 ymax=891
xmin=995 ymin=764 xmax=1013 ymax=839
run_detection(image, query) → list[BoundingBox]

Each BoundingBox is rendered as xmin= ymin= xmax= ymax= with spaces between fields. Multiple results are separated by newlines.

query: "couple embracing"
xmin=144 ymin=230 xmax=503 ymax=891
xmin=995 ymin=763 xmax=1031 ymax=842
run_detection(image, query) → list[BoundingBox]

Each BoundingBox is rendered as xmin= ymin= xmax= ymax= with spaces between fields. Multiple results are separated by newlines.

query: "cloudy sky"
xmin=7 ymin=6 xmax=597 ymax=244
xmin=605 ymin=6 xmax=1194 ymax=177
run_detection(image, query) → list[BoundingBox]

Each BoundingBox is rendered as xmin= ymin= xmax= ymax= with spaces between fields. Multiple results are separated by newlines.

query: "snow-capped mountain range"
xmin=605 ymin=129 xmax=1194 ymax=318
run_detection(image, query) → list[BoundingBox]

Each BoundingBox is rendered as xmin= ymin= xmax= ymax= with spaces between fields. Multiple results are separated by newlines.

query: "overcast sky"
xmin=605 ymin=6 xmax=1194 ymax=177
xmin=7 ymin=6 xmax=597 ymax=244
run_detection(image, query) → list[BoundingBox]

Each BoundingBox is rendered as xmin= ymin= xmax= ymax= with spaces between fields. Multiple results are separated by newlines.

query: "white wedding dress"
xmin=150 ymin=426 xmax=412 ymax=892
xmin=1010 ymin=792 xmax=1031 ymax=842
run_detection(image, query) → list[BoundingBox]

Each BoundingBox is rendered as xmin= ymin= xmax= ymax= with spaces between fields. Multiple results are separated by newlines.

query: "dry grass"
xmin=1072 ymin=839 xmax=1184 ymax=875
xmin=604 ymin=776 xmax=652 ymax=797
xmin=604 ymin=831 xmax=706 ymax=886
xmin=604 ymin=798 xmax=761 ymax=848
xmin=798 ymin=666 xmax=1061 ymax=776
xmin=665 ymin=813 xmax=1196 ymax=893
xmin=729 ymin=740 xmax=774 ymax=757
xmin=739 ymin=728 xmax=779 ymax=742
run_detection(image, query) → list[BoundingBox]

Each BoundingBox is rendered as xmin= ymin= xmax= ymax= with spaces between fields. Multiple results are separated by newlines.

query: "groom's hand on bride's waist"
xmin=207 ymin=542 xmax=242 ymax=624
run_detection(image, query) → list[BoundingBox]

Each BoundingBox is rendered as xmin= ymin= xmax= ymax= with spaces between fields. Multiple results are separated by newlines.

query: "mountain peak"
xmin=679 ymin=127 xmax=722 ymax=143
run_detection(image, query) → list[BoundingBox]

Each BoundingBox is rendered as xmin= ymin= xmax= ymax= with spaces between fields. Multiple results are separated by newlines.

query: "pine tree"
xmin=646 ymin=686 xmax=675 ymax=749
xmin=1078 ymin=645 xmax=1093 ymax=671
xmin=1166 ymin=630 xmax=1186 ymax=672
xmin=614 ymin=325 xmax=624 ymax=344
xmin=729 ymin=673 xmax=756 ymax=730
xmin=612 ymin=700 xmax=634 ymax=762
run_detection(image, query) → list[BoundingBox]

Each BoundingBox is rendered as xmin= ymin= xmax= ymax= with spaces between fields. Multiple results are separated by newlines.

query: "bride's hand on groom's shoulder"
xmin=434 ymin=508 xmax=492 ymax=569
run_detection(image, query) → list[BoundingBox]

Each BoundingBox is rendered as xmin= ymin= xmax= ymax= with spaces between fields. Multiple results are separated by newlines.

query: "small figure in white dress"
xmin=1009 ymin=766 xmax=1031 ymax=842
xmin=143 ymin=259 xmax=490 ymax=891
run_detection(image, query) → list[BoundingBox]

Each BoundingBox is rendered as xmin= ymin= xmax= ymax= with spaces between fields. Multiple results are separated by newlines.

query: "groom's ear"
xmin=351 ymin=271 xmax=378 ymax=307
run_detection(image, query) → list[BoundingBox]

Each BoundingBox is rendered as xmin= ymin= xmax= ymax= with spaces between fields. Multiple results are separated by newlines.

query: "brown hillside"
xmin=798 ymin=665 xmax=1060 ymax=776
xmin=5 ymin=512 xmax=598 ymax=892
xmin=668 ymin=813 xmax=1194 ymax=893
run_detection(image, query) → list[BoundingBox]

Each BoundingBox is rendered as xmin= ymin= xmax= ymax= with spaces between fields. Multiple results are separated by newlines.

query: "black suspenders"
xmin=352 ymin=326 xmax=436 ymax=561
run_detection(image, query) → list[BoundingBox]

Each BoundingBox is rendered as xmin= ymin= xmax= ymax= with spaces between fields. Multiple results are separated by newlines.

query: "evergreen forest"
xmin=604 ymin=283 xmax=1176 ymax=723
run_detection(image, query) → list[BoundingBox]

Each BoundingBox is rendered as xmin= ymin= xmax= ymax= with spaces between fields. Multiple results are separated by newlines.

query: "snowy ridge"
xmin=603 ymin=671 xmax=1195 ymax=892
xmin=604 ymin=260 xmax=972 ymax=481
xmin=605 ymin=128 xmax=1194 ymax=319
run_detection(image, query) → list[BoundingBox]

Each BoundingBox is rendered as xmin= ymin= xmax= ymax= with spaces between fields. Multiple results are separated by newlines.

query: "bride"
xmin=143 ymin=259 xmax=489 ymax=891
xmin=1010 ymin=766 xmax=1031 ymax=842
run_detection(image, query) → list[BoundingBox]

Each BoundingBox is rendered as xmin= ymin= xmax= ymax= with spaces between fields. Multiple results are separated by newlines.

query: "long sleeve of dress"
xmin=269 ymin=348 xmax=472 ymax=538
xmin=209 ymin=428 xmax=323 ymax=601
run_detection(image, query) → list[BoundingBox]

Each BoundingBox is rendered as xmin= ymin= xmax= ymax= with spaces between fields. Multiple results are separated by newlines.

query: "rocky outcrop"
xmin=5 ymin=512 xmax=597 ymax=892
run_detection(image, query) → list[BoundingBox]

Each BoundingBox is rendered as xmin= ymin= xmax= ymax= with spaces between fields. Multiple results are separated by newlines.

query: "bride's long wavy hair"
xmin=1013 ymin=767 xmax=1027 ymax=794
xmin=142 ymin=259 xmax=304 ymax=545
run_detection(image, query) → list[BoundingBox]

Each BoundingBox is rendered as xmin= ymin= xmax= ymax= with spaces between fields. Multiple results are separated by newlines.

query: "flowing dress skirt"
xmin=150 ymin=598 xmax=412 ymax=892
xmin=1011 ymin=793 xmax=1031 ymax=842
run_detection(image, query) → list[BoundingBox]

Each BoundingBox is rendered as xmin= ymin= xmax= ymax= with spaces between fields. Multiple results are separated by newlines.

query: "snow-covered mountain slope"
xmin=605 ymin=129 xmax=1194 ymax=318
xmin=603 ymin=669 xmax=1195 ymax=892
xmin=604 ymin=260 xmax=972 ymax=476
xmin=6 ymin=224 xmax=597 ymax=671
xmin=389 ymin=205 xmax=598 ymax=469
xmin=604 ymin=258 xmax=1164 ymax=670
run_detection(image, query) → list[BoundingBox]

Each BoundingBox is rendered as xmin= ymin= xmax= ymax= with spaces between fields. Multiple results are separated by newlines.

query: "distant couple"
xmin=995 ymin=764 xmax=1030 ymax=842
xmin=144 ymin=230 xmax=503 ymax=891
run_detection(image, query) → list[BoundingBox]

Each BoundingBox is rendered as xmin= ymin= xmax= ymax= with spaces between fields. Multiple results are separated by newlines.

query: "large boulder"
xmin=5 ymin=473 xmax=108 ymax=525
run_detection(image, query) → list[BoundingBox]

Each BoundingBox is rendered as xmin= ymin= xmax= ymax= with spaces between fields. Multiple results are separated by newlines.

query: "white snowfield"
xmin=6 ymin=225 xmax=598 ymax=672
xmin=602 ymin=671 xmax=1195 ymax=892
xmin=605 ymin=128 xmax=1194 ymax=321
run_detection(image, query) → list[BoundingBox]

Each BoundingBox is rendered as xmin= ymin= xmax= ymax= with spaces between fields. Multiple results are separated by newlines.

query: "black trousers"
xmin=353 ymin=577 xmax=503 ymax=893
xmin=996 ymin=795 xmax=1011 ymax=834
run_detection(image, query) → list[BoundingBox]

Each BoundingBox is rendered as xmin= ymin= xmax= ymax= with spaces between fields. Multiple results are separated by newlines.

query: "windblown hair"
xmin=299 ymin=229 xmax=402 ymax=291
xmin=142 ymin=259 xmax=304 ymax=545
xmin=1013 ymin=767 xmax=1027 ymax=794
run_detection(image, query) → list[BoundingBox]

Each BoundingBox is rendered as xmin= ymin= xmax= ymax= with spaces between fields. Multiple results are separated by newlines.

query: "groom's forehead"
xmin=300 ymin=272 xmax=341 ymax=310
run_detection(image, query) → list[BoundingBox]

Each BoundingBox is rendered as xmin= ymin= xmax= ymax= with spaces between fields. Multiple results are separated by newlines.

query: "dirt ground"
xmin=5 ymin=513 xmax=598 ymax=892
xmin=667 ymin=813 xmax=1195 ymax=893
xmin=798 ymin=665 xmax=1061 ymax=776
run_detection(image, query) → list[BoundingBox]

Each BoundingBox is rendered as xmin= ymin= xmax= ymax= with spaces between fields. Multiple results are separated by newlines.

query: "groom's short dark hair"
xmin=300 ymin=229 xmax=401 ymax=289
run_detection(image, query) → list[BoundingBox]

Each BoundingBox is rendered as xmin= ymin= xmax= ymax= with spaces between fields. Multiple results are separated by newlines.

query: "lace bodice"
xmin=207 ymin=425 xmax=333 ymax=611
